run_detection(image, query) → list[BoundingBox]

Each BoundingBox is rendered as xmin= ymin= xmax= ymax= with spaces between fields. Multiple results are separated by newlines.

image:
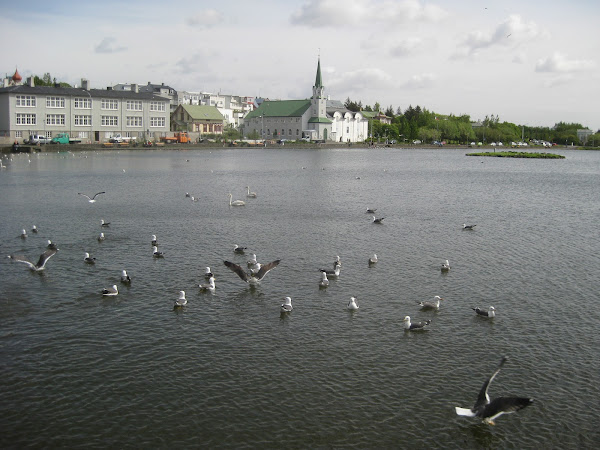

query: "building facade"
xmin=0 ymin=77 xmax=170 ymax=145
xmin=171 ymin=104 xmax=225 ymax=135
xmin=177 ymin=91 xmax=254 ymax=129
xmin=243 ymin=59 xmax=367 ymax=142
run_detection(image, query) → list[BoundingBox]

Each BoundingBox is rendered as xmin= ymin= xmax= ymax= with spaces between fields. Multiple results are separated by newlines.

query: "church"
xmin=243 ymin=59 xmax=369 ymax=143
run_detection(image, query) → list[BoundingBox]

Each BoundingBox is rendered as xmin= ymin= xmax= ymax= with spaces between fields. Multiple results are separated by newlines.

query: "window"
xmin=126 ymin=116 xmax=143 ymax=127
xmin=149 ymin=117 xmax=165 ymax=127
xmin=77 ymin=131 xmax=88 ymax=139
xmin=74 ymin=97 xmax=92 ymax=109
xmin=46 ymin=97 xmax=65 ymax=108
xmin=150 ymin=101 xmax=166 ymax=112
xmin=126 ymin=100 xmax=142 ymax=111
xmin=45 ymin=131 xmax=52 ymax=138
xmin=46 ymin=114 xmax=65 ymax=125
xmin=15 ymin=131 xmax=22 ymax=138
xmin=16 ymin=95 xmax=36 ymax=107
xmin=74 ymin=115 xmax=92 ymax=126
xmin=289 ymin=129 xmax=292 ymax=136
xmin=101 ymin=116 xmax=118 ymax=126
xmin=16 ymin=113 xmax=36 ymax=125
xmin=101 ymin=99 xmax=118 ymax=110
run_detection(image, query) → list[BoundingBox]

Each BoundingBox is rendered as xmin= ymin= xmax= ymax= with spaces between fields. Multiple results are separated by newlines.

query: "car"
xmin=300 ymin=137 xmax=311 ymax=142
xmin=412 ymin=140 xmax=422 ymax=145
xmin=25 ymin=134 xmax=51 ymax=145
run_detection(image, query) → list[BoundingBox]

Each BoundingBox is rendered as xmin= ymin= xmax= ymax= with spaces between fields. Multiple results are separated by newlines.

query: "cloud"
xmin=186 ymin=9 xmax=224 ymax=28
xmin=94 ymin=37 xmax=126 ymax=54
xmin=458 ymin=14 xmax=547 ymax=57
xmin=389 ymin=37 xmax=428 ymax=57
xmin=535 ymin=52 xmax=595 ymax=73
xmin=400 ymin=73 xmax=435 ymax=89
xmin=328 ymin=67 xmax=395 ymax=92
xmin=290 ymin=0 xmax=446 ymax=28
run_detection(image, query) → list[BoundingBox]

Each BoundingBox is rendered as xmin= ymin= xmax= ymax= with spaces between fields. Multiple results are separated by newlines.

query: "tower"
xmin=311 ymin=58 xmax=326 ymax=119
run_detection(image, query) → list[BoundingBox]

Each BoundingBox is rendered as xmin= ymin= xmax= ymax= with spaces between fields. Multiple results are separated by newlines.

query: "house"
xmin=0 ymin=75 xmax=170 ymax=145
xmin=171 ymin=104 xmax=225 ymax=135
xmin=177 ymin=91 xmax=255 ymax=129
xmin=113 ymin=82 xmax=178 ymax=112
xmin=243 ymin=58 xmax=367 ymax=142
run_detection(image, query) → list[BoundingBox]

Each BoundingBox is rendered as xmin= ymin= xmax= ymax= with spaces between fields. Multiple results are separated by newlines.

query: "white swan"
xmin=229 ymin=193 xmax=245 ymax=206
xmin=246 ymin=186 xmax=257 ymax=198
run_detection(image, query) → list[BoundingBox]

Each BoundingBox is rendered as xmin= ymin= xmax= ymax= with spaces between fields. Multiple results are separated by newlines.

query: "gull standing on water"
xmin=319 ymin=271 xmax=329 ymax=288
xmin=463 ymin=223 xmax=477 ymax=230
xmin=441 ymin=259 xmax=450 ymax=272
xmin=403 ymin=315 xmax=431 ymax=331
xmin=372 ymin=216 xmax=385 ymax=224
xmin=347 ymin=297 xmax=359 ymax=310
xmin=204 ymin=267 xmax=214 ymax=279
xmin=78 ymin=191 xmax=105 ymax=203
xmin=31 ymin=225 xmax=38 ymax=233
xmin=199 ymin=276 xmax=216 ymax=292
xmin=97 ymin=232 xmax=105 ymax=242
xmin=20 ymin=229 xmax=27 ymax=239
xmin=47 ymin=240 xmax=58 ymax=250
xmin=151 ymin=235 xmax=158 ymax=246
xmin=100 ymin=219 xmax=110 ymax=228
xmin=121 ymin=270 xmax=131 ymax=284
xmin=281 ymin=296 xmax=293 ymax=313
xmin=84 ymin=252 xmax=96 ymax=264
xmin=8 ymin=249 xmax=58 ymax=272
xmin=455 ymin=356 xmax=533 ymax=425
xmin=473 ymin=306 xmax=495 ymax=318
xmin=153 ymin=246 xmax=164 ymax=258
xmin=368 ymin=254 xmax=378 ymax=265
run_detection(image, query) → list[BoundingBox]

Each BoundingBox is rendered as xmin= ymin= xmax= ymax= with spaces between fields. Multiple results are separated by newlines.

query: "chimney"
xmin=131 ymin=83 xmax=139 ymax=93
xmin=81 ymin=79 xmax=90 ymax=90
xmin=27 ymin=76 xmax=35 ymax=87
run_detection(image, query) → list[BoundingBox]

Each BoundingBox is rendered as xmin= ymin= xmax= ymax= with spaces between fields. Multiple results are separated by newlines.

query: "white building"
xmin=177 ymin=91 xmax=254 ymax=129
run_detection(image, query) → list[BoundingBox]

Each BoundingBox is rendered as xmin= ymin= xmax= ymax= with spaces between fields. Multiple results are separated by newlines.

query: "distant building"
xmin=177 ymin=91 xmax=254 ymax=128
xmin=0 ymin=76 xmax=170 ymax=144
xmin=243 ymin=58 xmax=367 ymax=142
xmin=577 ymin=128 xmax=594 ymax=143
xmin=171 ymin=104 xmax=225 ymax=135
xmin=113 ymin=82 xmax=178 ymax=112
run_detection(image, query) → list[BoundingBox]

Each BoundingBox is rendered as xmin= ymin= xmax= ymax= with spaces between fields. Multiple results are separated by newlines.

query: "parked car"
xmin=412 ymin=140 xmax=422 ymax=145
xmin=25 ymin=134 xmax=51 ymax=145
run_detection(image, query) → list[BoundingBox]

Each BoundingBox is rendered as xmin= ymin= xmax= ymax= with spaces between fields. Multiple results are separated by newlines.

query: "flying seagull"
xmin=78 ymin=191 xmax=105 ymax=203
xmin=223 ymin=259 xmax=281 ymax=286
xmin=8 ymin=248 xmax=58 ymax=272
xmin=455 ymin=356 xmax=533 ymax=425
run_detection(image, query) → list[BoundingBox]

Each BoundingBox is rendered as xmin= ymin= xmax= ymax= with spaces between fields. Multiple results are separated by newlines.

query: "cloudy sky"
xmin=2 ymin=0 xmax=598 ymax=129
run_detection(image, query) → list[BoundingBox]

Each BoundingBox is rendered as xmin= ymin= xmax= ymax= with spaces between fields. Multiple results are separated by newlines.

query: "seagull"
xmin=153 ymin=246 xmax=164 ymax=258
xmin=228 ymin=193 xmax=246 ymax=206
xmin=20 ymin=229 xmax=27 ymax=239
xmin=473 ymin=306 xmax=495 ymax=318
xmin=319 ymin=271 xmax=329 ymax=288
xmin=121 ymin=270 xmax=131 ymax=284
xmin=281 ymin=296 xmax=293 ymax=313
xmin=190 ymin=196 xmax=199 ymax=202
xmin=455 ymin=356 xmax=533 ymax=425
xmin=47 ymin=240 xmax=58 ymax=250
xmin=31 ymin=225 xmax=38 ymax=233
xmin=7 ymin=249 xmax=57 ymax=272
xmin=347 ymin=297 xmax=359 ymax=310
xmin=174 ymin=290 xmax=187 ymax=308
xmin=185 ymin=192 xmax=191 ymax=198
xmin=223 ymin=259 xmax=281 ymax=286
xmin=78 ymin=191 xmax=105 ymax=203
xmin=246 ymin=186 xmax=257 ymax=198
xmin=204 ymin=267 xmax=214 ymax=279
xmin=372 ymin=216 xmax=385 ymax=224
xmin=441 ymin=260 xmax=450 ymax=272
xmin=417 ymin=295 xmax=444 ymax=310
xmin=199 ymin=276 xmax=216 ymax=292
xmin=97 ymin=232 xmax=105 ymax=242
xmin=366 ymin=208 xmax=377 ymax=214
xmin=233 ymin=245 xmax=247 ymax=254
xmin=247 ymin=253 xmax=258 ymax=267
xmin=100 ymin=219 xmax=110 ymax=228
xmin=102 ymin=284 xmax=118 ymax=296
xmin=84 ymin=252 xmax=96 ymax=264
xmin=151 ymin=235 xmax=158 ymax=246
xmin=463 ymin=224 xmax=477 ymax=230
xmin=320 ymin=261 xmax=340 ymax=278
xmin=334 ymin=255 xmax=341 ymax=266
xmin=368 ymin=254 xmax=378 ymax=265
xmin=403 ymin=315 xmax=432 ymax=331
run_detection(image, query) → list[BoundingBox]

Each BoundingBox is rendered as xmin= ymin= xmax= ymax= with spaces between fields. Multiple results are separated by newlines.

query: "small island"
xmin=466 ymin=151 xmax=565 ymax=159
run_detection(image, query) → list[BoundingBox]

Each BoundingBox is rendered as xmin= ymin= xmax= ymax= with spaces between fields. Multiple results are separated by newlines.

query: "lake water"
xmin=1 ymin=147 xmax=599 ymax=448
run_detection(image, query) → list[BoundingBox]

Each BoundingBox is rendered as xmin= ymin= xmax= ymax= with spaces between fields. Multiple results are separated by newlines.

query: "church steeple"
xmin=314 ymin=58 xmax=323 ymax=89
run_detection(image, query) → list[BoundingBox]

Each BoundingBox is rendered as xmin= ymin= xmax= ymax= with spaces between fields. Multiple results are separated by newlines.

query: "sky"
xmin=2 ymin=0 xmax=598 ymax=130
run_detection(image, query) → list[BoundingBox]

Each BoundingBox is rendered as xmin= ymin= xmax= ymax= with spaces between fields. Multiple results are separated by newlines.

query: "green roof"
xmin=308 ymin=116 xmax=332 ymax=124
xmin=181 ymin=104 xmax=224 ymax=121
xmin=245 ymin=100 xmax=311 ymax=120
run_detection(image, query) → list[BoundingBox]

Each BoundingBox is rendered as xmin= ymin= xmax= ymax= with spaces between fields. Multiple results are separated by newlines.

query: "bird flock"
xmin=4 ymin=181 xmax=528 ymax=426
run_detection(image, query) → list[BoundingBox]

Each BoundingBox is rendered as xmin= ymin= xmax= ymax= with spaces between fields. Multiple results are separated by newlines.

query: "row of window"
xmin=262 ymin=129 xmax=301 ymax=136
xmin=15 ymin=113 xmax=166 ymax=127
xmin=15 ymin=95 xmax=166 ymax=112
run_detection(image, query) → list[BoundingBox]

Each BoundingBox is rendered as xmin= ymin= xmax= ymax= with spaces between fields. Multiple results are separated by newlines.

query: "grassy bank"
xmin=466 ymin=151 xmax=565 ymax=159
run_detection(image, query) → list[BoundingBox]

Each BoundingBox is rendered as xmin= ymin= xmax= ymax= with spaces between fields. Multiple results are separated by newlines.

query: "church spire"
xmin=314 ymin=57 xmax=323 ymax=89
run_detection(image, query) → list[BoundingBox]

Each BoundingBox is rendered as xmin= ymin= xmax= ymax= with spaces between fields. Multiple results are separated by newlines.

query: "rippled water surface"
xmin=1 ymin=147 xmax=599 ymax=448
